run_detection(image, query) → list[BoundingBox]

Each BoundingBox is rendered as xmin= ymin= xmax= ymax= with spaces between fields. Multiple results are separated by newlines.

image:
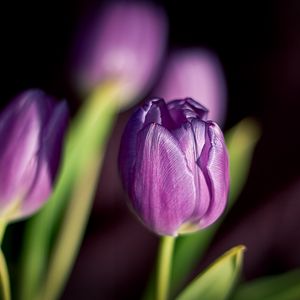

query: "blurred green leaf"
xmin=226 ymin=118 xmax=261 ymax=203
xmin=142 ymin=271 xmax=156 ymax=300
xmin=38 ymin=150 xmax=104 ymax=300
xmin=169 ymin=118 xmax=261 ymax=297
xmin=231 ymin=269 xmax=300 ymax=300
xmin=19 ymin=84 xmax=120 ymax=300
xmin=176 ymin=245 xmax=245 ymax=300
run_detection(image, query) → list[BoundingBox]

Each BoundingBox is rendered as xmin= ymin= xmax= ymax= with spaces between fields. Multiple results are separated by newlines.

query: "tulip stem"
xmin=0 ymin=220 xmax=10 ymax=300
xmin=0 ymin=249 xmax=11 ymax=300
xmin=0 ymin=220 xmax=7 ymax=245
xmin=157 ymin=236 xmax=176 ymax=300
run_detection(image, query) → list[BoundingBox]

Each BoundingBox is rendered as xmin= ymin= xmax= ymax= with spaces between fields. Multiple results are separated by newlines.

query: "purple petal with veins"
xmin=132 ymin=124 xmax=196 ymax=235
xmin=197 ymin=122 xmax=229 ymax=228
xmin=119 ymin=97 xmax=229 ymax=235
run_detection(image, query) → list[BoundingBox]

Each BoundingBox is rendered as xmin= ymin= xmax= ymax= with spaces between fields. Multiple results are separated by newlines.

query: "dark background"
xmin=1 ymin=0 xmax=300 ymax=299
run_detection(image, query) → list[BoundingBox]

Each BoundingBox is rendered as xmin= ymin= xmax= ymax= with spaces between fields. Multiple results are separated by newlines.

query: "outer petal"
xmin=12 ymin=158 xmax=52 ymax=220
xmin=30 ymin=90 xmax=56 ymax=124
xmin=41 ymin=101 xmax=69 ymax=179
xmin=119 ymin=98 xmax=173 ymax=192
xmin=15 ymin=101 xmax=69 ymax=220
xmin=0 ymin=97 xmax=41 ymax=214
xmin=131 ymin=123 xmax=196 ymax=235
xmin=172 ymin=120 xmax=210 ymax=221
xmin=197 ymin=122 xmax=229 ymax=228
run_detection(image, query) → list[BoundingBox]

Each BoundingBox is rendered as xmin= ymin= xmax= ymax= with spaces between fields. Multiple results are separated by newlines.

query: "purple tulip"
xmin=0 ymin=89 xmax=68 ymax=222
xmin=155 ymin=49 xmax=227 ymax=125
xmin=119 ymin=98 xmax=229 ymax=236
xmin=73 ymin=1 xmax=167 ymax=104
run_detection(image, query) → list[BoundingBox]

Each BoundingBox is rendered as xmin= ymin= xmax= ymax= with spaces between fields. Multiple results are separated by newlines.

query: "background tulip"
xmin=155 ymin=49 xmax=227 ymax=125
xmin=0 ymin=89 xmax=68 ymax=222
xmin=73 ymin=1 xmax=167 ymax=106
xmin=119 ymin=98 xmax=229 ymax=236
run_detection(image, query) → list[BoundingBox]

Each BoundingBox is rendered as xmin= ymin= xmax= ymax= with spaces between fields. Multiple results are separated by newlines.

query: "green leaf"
xmin=19 ymin=83 xmax=120 ymax=300
xmin=231 ymin=269 xmax=300 ymax=300
xmin=38 ymin=151 xmax=105 ymax=300
xmin=226 ymin=118 xmax=261 ymax=204
xmin=142 ymin=271 xmax=156 ymax=300
xmin=169 ymin=118 xmax=261 ymax=297
xmin=176 ymin=245 xmax=246 ymax=300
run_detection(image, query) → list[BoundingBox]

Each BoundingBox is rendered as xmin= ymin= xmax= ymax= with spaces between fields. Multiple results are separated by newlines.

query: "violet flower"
xmin=155 ymin=49 xmax=227 ymax=125
xmin=0 ymin=89 xmax=68 ymax=222
xmin=73 ymin=1 xmax=167 ymax=104
xmin=119 ymin=98 xmax=229 ymax=236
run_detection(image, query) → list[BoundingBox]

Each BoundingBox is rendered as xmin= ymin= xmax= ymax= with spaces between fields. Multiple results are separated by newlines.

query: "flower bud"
xmin=119 ymin=98 xmax=229 ymax=236
xmin=73 ymin=1 xmax=167 ymax=106
xmin=0 ymin=89 xmax=68 ymax=221
xmin=155 ymin=49 xmax=227 ymax=125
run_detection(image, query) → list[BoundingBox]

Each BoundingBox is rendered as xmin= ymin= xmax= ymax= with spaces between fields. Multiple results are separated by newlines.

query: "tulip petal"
xmin=186 ymin=98 xmax=209 ymax=119
xmin=0 ymin=98 xmax=41 ymax=213
xmin=41 ymin=101 xmax=68 ymax=179
xmin=0 ymin=90 xmax=69 ymax=221
xmin=167 ymin=98 xmax=208 ymax=128
xmin=197 ymin=122 xmax=229 ymax=228
xmin=119 ymin=98 xmax=173 ymax=191
xmin=13 ymin=158 xmax=52 ymax=220
xmin=75 ymin=2 xmax=167 ymax=104
xmin=30 ymin=90 xmax=56 ymax=124
xmin=131 ymin=123 xmax=196 ymax=235
xmin=172 ymin=120 xmax=210 ymax=221
xmin=15 ymin=102 xmax=69 ymax=219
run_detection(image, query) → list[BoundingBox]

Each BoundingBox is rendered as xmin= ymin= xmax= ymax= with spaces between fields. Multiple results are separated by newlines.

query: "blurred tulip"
xmin=0 ymin=89 xmax=68 ymax=222
xmin=73 ymin=1 xmax=167 ymax=106
xmin=119 ymin=98 xmax=229 ymax=236
xmin=155 ymin=49 xmax=227 ymax=125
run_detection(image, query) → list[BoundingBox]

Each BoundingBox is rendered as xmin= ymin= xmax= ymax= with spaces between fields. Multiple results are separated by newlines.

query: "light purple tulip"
xmin=0 ymin=89 xmax=68 ymax=222
xmin=119 ymin=98 xmax=229 ymax=236
xmin=73 ymin=1 xmax=167 ymax=104
xmin=155 ymin=49 xmax=227 ymax=125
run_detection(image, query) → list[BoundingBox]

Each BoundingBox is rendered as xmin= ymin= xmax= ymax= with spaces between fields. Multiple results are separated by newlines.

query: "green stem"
xmin=157 ymin=236 xmax=176 ymax=300
xmin=0 ymin=250 xmax=10 ymax=300
xmin=0 ymin=220 xmax=10 ymax=300
xmin=0 ymin=220 xmax=6 ymax=245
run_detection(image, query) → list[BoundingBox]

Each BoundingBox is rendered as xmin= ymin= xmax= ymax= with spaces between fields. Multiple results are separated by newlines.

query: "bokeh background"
xmin=1 ymin=0 xmax=300 ymax=299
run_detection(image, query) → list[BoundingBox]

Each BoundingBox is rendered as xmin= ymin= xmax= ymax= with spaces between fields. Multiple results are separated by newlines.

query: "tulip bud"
xmin=73 ymin=1 xmax=167 ymax=106
xmin=155 ymin=49 xmax=227 ymax=125
xmin=119 ymin=98 xmax=229 ymax=236
xmin=0 ymin=89 xmax=68 ymax=222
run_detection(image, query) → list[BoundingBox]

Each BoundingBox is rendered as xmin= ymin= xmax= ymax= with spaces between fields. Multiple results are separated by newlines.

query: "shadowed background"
xmin=1 ymin=0 xmax=300 ymax=299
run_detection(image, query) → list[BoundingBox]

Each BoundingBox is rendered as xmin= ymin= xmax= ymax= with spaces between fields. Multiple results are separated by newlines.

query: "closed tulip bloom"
xmin=73 ymin=1 xmax=167 ymax=105
xmin=155 ymin=49 xmax=227 ymax=125
xmin=0 ymin=90 xmax=68 ymax=222
xmin=119 ymin=98 xmax=229 ymax=236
